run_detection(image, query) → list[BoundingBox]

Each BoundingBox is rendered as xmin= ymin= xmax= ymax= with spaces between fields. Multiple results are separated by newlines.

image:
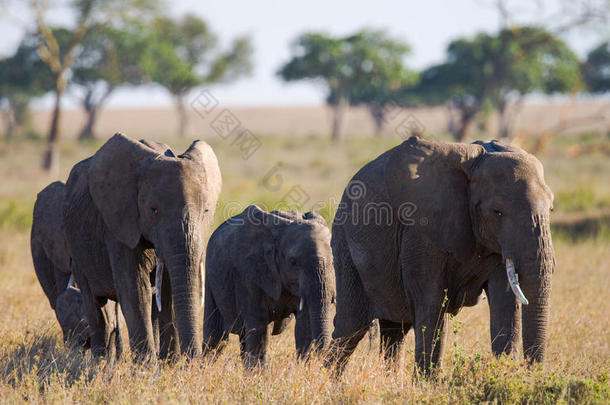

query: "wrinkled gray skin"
xmin=31 ymin=181 xmax=122 ymax=356
xmin=63 ymin=133 xmax=221 ymax=360
xmin=203 ymin=205 xmax=335 ymax=368
xmin=329 ymin=136 xmax=555 ymax=376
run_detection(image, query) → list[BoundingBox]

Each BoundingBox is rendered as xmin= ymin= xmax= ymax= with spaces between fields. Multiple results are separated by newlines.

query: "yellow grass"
xmin=0 ymin=128 xmax=608 ymax=403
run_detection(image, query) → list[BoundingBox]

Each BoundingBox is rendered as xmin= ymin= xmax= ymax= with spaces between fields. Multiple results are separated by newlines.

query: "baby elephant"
xmin=31 ymin=182 xmax=121 ymax=355
xmin=203 ymin=205 xmax=335 ymax=368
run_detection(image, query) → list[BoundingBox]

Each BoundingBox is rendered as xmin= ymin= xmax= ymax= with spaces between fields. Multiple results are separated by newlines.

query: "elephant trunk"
xmin=305 ymin=259 xmax=334 ymax=353
xmin=510 ymin=214 xmax=554 ymax=363
xmin=308 ymin=304 xmax=332 ymax=351
xmin=166 ymin=251 xmax=202 ymax=357
xmin=519 ymin=255 xmax=553 ymax=363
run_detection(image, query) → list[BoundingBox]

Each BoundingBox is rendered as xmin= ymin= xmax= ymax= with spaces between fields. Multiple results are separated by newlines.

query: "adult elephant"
xmin=203 ymin=205 xmax=335 ymax=368
xmin=329 ymin=136 xmax=555 ymax=376
xmin=31 ymin=181 xmax=122 ymax=356
xmin=63 ymin=133 xmax=221 ymax=360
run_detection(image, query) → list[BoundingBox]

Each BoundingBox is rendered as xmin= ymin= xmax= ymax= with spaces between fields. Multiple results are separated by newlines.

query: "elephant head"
xmin=55 ymin=286 xmax=89 ymax=348
xmin=387 ymin=137 xmax=555 ymax=363
xmin=88 ymin=133 xmax=222 ymax=356
xmin=234 ymin=205 xmax=335 ymax=356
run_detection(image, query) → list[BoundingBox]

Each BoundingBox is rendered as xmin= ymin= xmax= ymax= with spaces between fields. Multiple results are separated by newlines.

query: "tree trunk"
xmin=331 ymin=96 xmax=347 ymax=142
xmin=42 ymin=88 xmax=63 ymax=174
xmin=78 ymin=105 xmax=98 ymax=141
xmin=2 ymin=106 xmax=15 ymax=141
xmin=456 ymin=110 xmax=476 ymax=142
xmin=176 ymin=95 xmax=188 ymax=138
xmin=370 ymin=105 xmax=385 ymax=137
xmin=497 ymin=99 xmax=509 ymax=139
xmin=78 ymin=87 xmax=114 ymax=141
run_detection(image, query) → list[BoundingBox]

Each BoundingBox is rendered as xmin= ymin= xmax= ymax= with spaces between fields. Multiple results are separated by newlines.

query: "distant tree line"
xmin=1 ymin=0 xmax=609 ymax=171
xmin=278 ymin=29 xmax=609 ymax=142
xmin=0 ymin=0 xmax=253 ymax=173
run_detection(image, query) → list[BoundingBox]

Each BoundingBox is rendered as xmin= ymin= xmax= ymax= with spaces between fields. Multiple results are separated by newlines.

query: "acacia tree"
xmin=278 ymin=30 xmax=414 ymax=140
xmin=415 ymin=26 xmax=582 ymax=141
xmin=142 ymin=14 xmax=253 ymax=137
xmin=338 ymin=31 xmax=417 ymax=136
xmin=8 ymin=0 xmax=159 ymax=172
xmin=0 ymin=34 xmax=54 ymax=139
xmin=71 ymin=25 xmax=149 ymax=140
xmin=582 ymin=42 xmax=610 ymax=93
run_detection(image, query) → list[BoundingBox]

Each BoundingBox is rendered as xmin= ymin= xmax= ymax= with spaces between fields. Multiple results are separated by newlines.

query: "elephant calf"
xmin=203 ymin=205 xmax=335 ymax=368
xmin=31 ymin=181 xmax=122 ymax=355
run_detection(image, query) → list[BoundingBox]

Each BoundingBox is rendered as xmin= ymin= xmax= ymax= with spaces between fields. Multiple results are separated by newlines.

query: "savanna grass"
xmin=0 ymin=133 xmax=607 ymax=403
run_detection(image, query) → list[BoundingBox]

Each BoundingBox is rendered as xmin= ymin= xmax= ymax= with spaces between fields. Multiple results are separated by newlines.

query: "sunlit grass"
xmin=0 ymin=134 xmax=608 ymax=402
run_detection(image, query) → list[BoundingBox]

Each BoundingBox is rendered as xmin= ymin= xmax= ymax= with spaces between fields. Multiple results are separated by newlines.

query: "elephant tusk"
xmin=155 ymin=252 xmax=163 ymax=312
xmin=200 ymin=261 xmax=204 ymax=307
xmin=66 ymin=274 xmax=75 ymax=290
xmin=506 ymin=258 xmax=529 ymax=305
xmin=299 ymin=297 xmax=304 ymax=311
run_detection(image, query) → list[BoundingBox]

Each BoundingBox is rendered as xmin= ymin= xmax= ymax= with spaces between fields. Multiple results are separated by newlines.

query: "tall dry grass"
xmin=0 ymin=131 xmax=608 ymax=403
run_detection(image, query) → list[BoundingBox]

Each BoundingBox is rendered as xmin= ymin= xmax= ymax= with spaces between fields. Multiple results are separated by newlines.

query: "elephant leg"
xmin=242 ymin=324 xmax=270 ymax=369
xmin=202 ymin=288 xmax=228 ymax=358
xmin=158 ymin=268 xmax=179 ymax=360
xmin=379 ymin=319 xmax=409 ymax=364
xmin=101 ymin=300 xmax=122 ymax=361
xmin=327 ymin=227 xmax=372 ymax=374
xmin=76 ymin=275 xmax=107 ymax=356
xmin=486 ymin=266 xmax=521 ymax=359
xmin=412 ymin=295 xmax=448 ymax=378
xmin=368 ymin=319 xmax=380 ymax=352
xmin=238 ymin=330 xmax=247 ymax=363
xmin=151 ymin=303 xmax=160 ymax=356
xmin=108 ymin=242 xmax=155 ymax=361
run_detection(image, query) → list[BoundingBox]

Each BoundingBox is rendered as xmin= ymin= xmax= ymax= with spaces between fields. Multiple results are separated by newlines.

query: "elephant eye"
xmin=493 ymin=209 xmax=502 ymax=217
xmin=289 ymin=257 xmax=297 ymax=266
xmin=151 ymin=207 xmax=159 ymax=214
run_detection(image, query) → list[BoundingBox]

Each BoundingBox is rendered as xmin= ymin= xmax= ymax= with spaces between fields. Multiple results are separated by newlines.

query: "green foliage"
xmin=583 ymin=41 xmax=610 ymax=93
xmin=414 ymin=26 xmax=582 ymax=139
xmin=278 ymin=30 xmax=415 ymax=106
xmin=418 ymin=26 xmax=582 ymax=105
xmin=141 ymin=14 xmax=253 ymax=97
xmin=278 ymin=29 xmax=416 ymax=136
xmin=72 ymin=25 xmax=150 ymax=90
xmin=0 ymin=34 xmax=55 ymax=137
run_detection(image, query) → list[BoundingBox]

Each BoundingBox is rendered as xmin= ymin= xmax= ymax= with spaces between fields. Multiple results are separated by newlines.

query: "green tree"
xmin=71 ymin=25 xmax=150 ymax=140
xmin=338 ymin=31 xmax=417 ymax=136
xmin=3 ymin=0 xmax=160 ymax=173
xmin=582 ymin=42 xmax=610 ymax=93
xmin=415 ymin=26 xmax=582 ymax=141
xmin=278 ymin=30 xmax=415 ymax=140
xmin=141 ymin=14 xmax=253 ymax=137
xmin=0 ymin=34 xmax=54 ymax=139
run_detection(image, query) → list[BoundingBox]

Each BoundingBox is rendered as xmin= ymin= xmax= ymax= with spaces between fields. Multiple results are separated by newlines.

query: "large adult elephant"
xmin=329 ymin=136 xmax=555 ymax=376
xmin=31 ymin=181 xmax=122 ymax=356
xmin=63 ymin=133 xmax=221 ymax=360
xmin=203 ymin=205 xmax=335 ymax=368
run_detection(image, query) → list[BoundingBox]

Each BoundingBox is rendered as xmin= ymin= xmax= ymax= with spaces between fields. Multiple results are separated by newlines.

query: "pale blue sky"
xmin=0 ymin=0 xmax=607 ymax=108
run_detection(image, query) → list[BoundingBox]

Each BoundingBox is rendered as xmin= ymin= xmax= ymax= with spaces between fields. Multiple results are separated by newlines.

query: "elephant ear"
xmin=231 ymin=205 xmax=282 ymax=300
xmin=139 ymin=139 xmax=175 ymax=157
xmin=386 ymin=136 xmax=485 ymax=262
xmin=472 ymin=140 xmax=524 ymax=154
xmin=303 ymin=211 xmax=328 ymax=227
xmin=179 ymin=140 xmax=222 ymax=200
xmin=88 ymin=133 xmax=160 ymax=248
